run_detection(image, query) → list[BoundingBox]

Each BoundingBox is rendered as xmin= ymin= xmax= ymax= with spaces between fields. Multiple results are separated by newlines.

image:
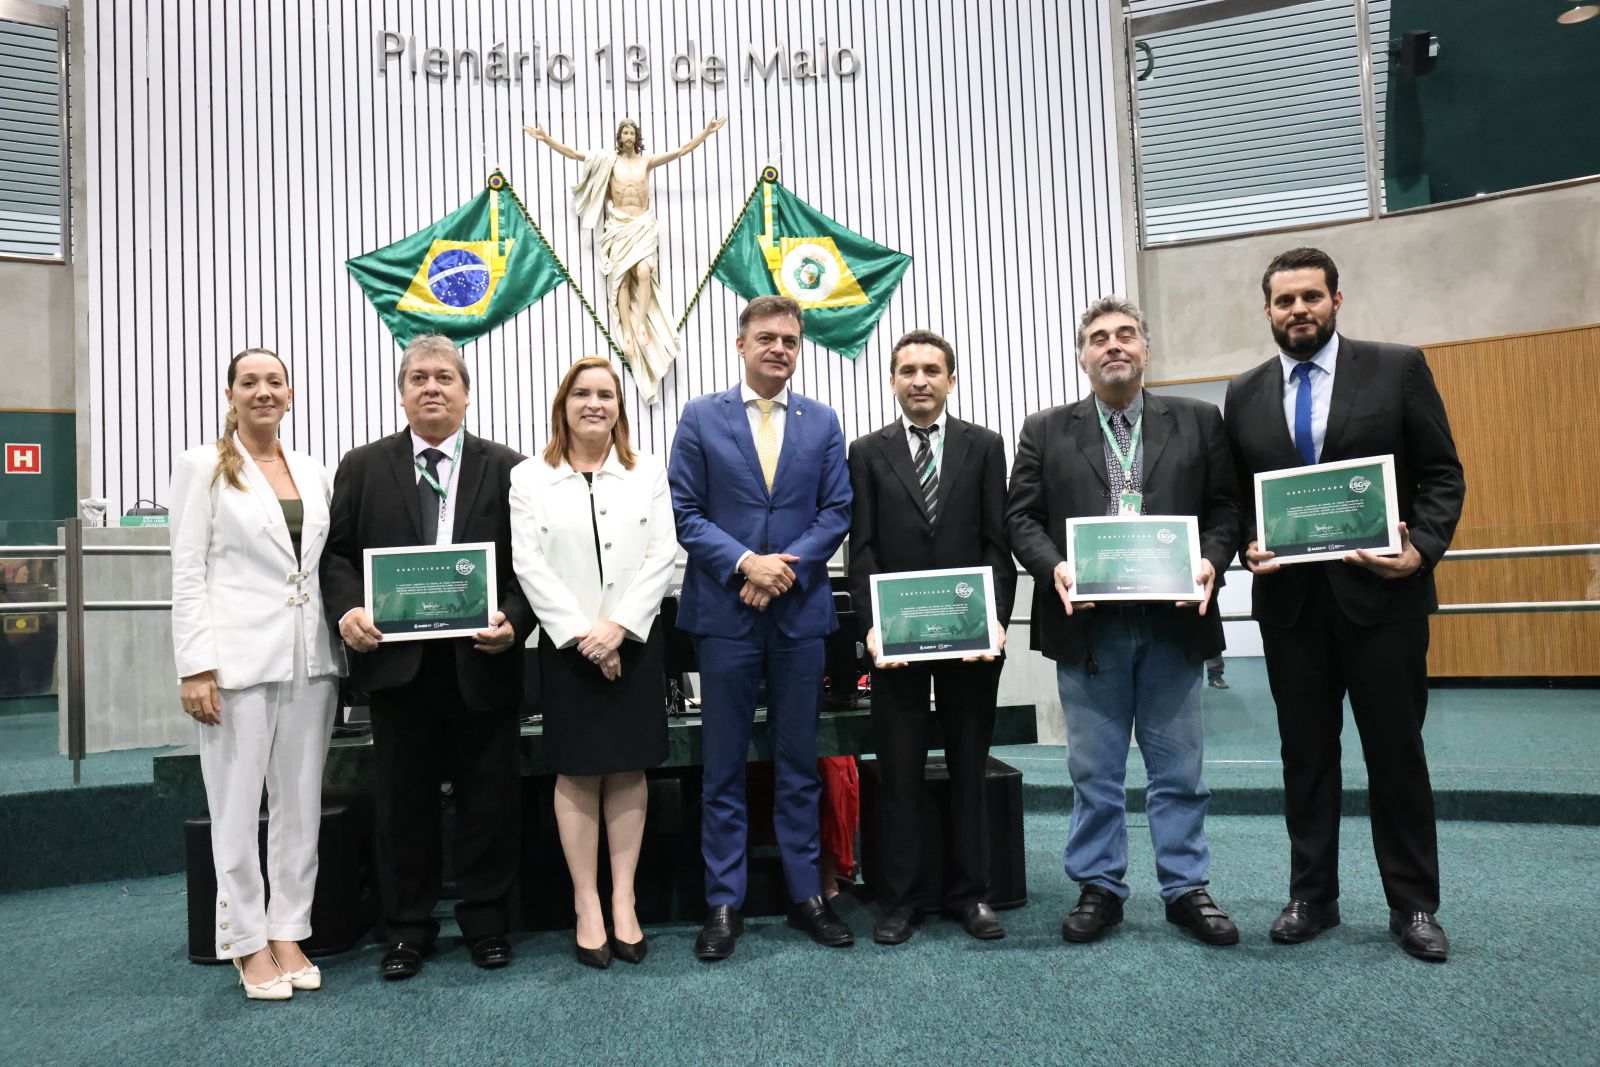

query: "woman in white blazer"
xmin=169 ymin=348 xmax=343 ymax=1001
xmin=509 ymin=356 xmax=678 ymax=969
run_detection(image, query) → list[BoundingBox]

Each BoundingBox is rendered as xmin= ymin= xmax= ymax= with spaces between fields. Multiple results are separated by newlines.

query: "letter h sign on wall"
xmin=5 ymin=443 xmax=41 ymax=474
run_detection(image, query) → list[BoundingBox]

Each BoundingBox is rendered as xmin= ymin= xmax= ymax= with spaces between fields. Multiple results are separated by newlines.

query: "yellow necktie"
xmin=755 ymin=398 xmax=779 ymax=491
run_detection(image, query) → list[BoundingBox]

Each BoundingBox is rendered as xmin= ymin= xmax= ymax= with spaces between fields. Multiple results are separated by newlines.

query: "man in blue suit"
xmin=669 ymin=295 xmax=854 ymax=960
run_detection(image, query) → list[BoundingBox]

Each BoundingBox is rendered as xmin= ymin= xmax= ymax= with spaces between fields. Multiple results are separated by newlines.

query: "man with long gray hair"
xmin=1006 ymin=296 xmax=1243 ymax=948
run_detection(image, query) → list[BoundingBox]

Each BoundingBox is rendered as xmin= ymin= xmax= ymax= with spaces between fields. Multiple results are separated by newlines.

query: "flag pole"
xmin=675 ymin=170 xmax=772 ymax=332
xmin=493 ymin=170 xmax=636 ymax=374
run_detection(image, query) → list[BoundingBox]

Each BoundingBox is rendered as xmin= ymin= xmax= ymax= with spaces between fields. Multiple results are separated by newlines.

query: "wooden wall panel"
xmin=1424 ymin=323 xmax=1600 ymax=676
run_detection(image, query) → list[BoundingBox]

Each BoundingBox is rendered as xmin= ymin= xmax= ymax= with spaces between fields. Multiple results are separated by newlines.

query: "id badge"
xmin=1118 ymin=492 xmax=1143 ymax=516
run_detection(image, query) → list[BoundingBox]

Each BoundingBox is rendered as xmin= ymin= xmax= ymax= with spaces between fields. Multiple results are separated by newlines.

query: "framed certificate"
xmin=869 ymin=566 xmax=999 ymax=663
xmin=363 ymin=542 xmax=497 ymax=641
xmin=1254 ymin=455 xmax=1401 ymax=565
xmin=1065 ymin=515 xmax=1204 ymax=602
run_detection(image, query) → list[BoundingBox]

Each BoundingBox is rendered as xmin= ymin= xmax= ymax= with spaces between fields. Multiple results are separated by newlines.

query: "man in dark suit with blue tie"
xmin=668 ymin=295 xmax=854 ymax=960
xmin=1224 ymin=247 xmax=1465 ymax=962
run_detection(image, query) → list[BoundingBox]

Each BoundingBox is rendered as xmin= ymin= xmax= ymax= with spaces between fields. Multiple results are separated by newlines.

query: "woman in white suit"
xmin=510 ymin=356 xmax=678 ymax=969
xmin=169 ymin=348 xmax=343 ymax=1000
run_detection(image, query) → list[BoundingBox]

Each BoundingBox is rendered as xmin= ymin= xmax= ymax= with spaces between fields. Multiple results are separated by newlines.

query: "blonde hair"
xmin=213 ymin=347 xmax=288 ymax=490
xmin=542 ymin=357 xmax=637 ymax=470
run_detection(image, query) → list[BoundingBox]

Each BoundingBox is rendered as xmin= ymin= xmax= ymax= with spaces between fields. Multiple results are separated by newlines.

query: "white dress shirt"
xmin=412 ymin=427 xmax=463 ymax=545
xmin=1278 ymin=333 xmax=1339 ymax=463
xmin=901 ymin=410 xmax=949 ymax=474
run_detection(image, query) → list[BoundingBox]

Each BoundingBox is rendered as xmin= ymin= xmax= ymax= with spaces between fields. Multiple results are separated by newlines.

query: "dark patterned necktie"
xmin=1106 ymin=411 xmax=1142 ymax=516
xmin=911 ymin=425 xmax=940 ymax=521
xmin=418 ymin=448 xmax=445 ymax=544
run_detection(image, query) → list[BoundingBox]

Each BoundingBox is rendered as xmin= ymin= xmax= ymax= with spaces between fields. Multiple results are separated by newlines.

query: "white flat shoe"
xmin=280 ymin=962 xmax=321 ymax=991
xmin=233 ymin=959 xmax=294 ymax=1001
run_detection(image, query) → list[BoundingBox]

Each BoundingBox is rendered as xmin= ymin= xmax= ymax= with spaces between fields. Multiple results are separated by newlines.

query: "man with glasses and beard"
xmin=1224 ymin=247 xmax=1465 ymax=962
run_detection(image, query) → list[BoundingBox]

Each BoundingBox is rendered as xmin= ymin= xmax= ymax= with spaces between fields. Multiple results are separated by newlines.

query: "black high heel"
xmin=575 ymin=939 xmax=612 ymax=969
xmin=611 ymin=934 xmax=648 ymax=964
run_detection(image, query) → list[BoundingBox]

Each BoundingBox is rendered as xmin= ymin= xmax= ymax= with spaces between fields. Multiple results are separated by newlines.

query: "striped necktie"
xmin=910 ymin=424 xmax=940 ymax=521
xmin=755 ymin=398 xmax=779 ymax=491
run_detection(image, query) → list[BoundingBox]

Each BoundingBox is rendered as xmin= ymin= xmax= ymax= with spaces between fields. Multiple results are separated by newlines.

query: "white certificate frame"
xmin=1064 ymin=515 xmax=1205 ymax=603
xmin=362 ymin=541 xmax=499 ymax=642
xmin=869 ymin=565 xmax=1001 ymax=664
xmin=1254 ymin=454 xmax=1401 ymax=566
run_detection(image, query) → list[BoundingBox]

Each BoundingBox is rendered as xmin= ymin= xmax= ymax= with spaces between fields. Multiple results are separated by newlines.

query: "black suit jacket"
xmin=1223 ymin=336 xmax=1465 ymax=629
xmin=320 ymin=429 xmax=535 ymax=711
xmin=846 ymin=415 xmax=1018 ymax=638
xmin=1006 ymin=392 xmax=1242 ymax=665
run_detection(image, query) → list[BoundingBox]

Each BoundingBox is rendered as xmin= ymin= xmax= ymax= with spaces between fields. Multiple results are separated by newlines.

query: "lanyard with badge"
xmin=415 ymin=432 xmax=464 ymax=533
xmin=1095 ymin=406 xmax=1143 ymax=515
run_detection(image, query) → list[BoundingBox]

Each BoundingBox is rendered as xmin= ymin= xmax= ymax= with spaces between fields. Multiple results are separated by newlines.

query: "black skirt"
xmin=537 ymin=624 xmax=668 ymax=776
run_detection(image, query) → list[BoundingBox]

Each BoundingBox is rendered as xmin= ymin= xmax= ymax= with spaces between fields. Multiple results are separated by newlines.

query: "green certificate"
xmin=870 ymin=566 xmax=998 ymax=663
xmin=1255 ymin=455 xmax=1400 ymax=564
xmin=363 ymin=542 xmax=497 ymax=641
xmin=1065 ymin=516 xmax=1203 ymax=601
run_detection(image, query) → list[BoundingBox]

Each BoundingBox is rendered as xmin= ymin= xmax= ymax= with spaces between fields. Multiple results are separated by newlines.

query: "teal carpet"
xmin=0 ymin=711 xmax=175 ymax=797
xmin=996 ymin=659 xmax=1600 ymax=822
xmin=4 ymin=812 xmax=1596 ymax=1066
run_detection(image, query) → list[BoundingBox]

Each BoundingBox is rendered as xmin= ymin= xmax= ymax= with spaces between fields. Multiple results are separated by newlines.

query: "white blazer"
xmin=508 ymin=449 xmax=679 ymax=648
xmin=169 ymin=436 xmax=345 ymax=689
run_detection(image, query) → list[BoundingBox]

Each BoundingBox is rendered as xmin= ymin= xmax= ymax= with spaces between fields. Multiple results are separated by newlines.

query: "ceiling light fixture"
xmin=1558 ymin=4 xmax=1599 ymax=24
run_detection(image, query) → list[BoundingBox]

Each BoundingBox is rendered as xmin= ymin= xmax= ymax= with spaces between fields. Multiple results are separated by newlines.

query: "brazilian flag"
xmin=346 ymin=171 xmax=565 ymax=348
xmin=711 ymin=172 xmax=911 ymax=359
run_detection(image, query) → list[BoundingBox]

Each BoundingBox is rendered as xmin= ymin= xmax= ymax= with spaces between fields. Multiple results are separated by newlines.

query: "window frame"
xmin=0 ymin=0 xmax=69 ymax=265
xmin=1124 ymin=0 xmax=1600 ymax=250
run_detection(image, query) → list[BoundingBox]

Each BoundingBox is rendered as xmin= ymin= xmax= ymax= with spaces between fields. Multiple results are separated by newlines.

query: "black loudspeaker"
xmin=184 ymin=792 xmax=377 ymax=963
xmin=858 ymin=755 xmax=1028 ymax=910
xmin=1394 ymin=31 xmax=1437 ymax=78
xmin=518 ymin=769 xmax=704 ymax=930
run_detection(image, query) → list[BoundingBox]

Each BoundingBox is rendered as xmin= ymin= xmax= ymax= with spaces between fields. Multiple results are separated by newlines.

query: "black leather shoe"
xmin=958 ymin=902 xmax=1006 ymax=941
xmin=467 ymin=934 xmax=512 ymax=969
xmin=1062 ymin=885 xmax=1124 ymax=943
xmin=379 ymin=942 xmax=429 ymax=981
xmin=1270 ymin=899 xmax=1341 ymax=943
xmin=787 ymin=895 xmax=854 ymax=947
xmin=1390 ymin=910 xmax=1449 ymax=962
xmin=611 ymin=935 xmax=648 ymax=965
xmin=575 ymin=939 xmax=612 ymax=969
xmin=1165 ymin=889 xmax=1240 ymax=945
xmin=693 ymin=906 xmax=742 ymax=961
xmin=873 ymin=907 xmax=916 ymax=945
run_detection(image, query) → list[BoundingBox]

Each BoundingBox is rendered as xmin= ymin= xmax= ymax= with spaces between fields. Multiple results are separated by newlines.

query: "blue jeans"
xmin=1056 ymin=614 xmax=1212 ymax=902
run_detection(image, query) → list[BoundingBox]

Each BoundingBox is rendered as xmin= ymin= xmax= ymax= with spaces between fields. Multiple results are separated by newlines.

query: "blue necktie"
xmin=1291 ymin=362 xmax=1316 ymax=466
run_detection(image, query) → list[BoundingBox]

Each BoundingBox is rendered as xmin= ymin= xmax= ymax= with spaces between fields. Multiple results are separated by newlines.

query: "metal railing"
xmin=4 ymin=519 xmax=1598 ymax=784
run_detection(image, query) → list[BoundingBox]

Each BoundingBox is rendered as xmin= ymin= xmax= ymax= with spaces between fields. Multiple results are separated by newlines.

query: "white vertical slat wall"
xmin=85 ymin=0 xmax=1125 ymax=511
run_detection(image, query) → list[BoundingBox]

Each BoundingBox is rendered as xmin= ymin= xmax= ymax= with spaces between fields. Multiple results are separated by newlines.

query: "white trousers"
xmin=197 ymin=632 xmax=337 ymax=959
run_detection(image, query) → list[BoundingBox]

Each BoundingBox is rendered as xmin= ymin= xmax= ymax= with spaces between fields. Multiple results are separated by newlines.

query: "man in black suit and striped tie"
xmin=846 ymin=330 xmax=1017 ymax=945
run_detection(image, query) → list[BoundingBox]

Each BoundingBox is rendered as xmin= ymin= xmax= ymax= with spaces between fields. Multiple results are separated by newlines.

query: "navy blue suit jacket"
xmin=668 ymin=385 xmax=852 ymax=639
